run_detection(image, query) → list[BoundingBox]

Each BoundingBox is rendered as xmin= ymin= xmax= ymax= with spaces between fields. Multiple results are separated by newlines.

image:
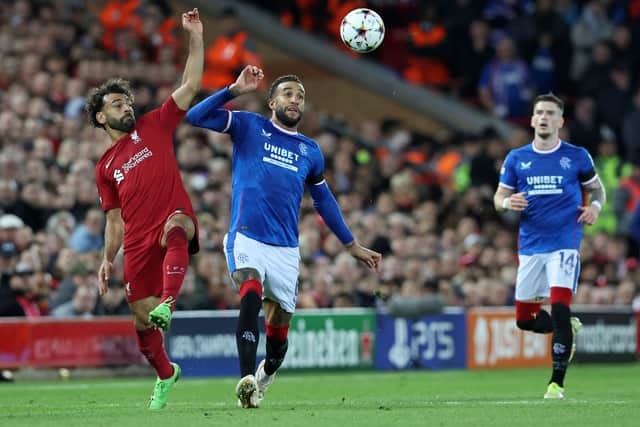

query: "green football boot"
xmin=569 ymin=317 xmax=582 ymax=363
xmin=543 ymin=382 xmax=564 ymax=399
xmin=148 ymin=363 xmax=181 ymax=410
xmin=148 ymin=297 xmax=174 ymax=331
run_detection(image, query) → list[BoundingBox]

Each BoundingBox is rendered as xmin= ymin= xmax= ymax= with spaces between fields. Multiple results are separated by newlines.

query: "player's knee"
xmin=164 ymin=215 xmax=194 ymax=240
xmin=233 ymin=268 xmax=261 ymax=285
xmin=516 ymin=319 xmax=535 ymax=331
xmin=238 ymin=276 xmax=262 ymax=300
xmin=133 ymin=312 xmax=152 ymax=330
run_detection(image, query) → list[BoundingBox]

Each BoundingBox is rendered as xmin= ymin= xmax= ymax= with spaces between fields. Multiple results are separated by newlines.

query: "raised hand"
xmin=229 ymin=65 xmax=264 ymax=96
xmin=182 ymin=8 xmax=202 ymax=35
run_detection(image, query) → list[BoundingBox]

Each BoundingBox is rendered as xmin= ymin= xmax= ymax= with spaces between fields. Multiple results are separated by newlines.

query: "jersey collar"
xmin=532 ymin=139 xmax=562 ymax=154
xmin=271 ymin=120 xmax=298 ymax=135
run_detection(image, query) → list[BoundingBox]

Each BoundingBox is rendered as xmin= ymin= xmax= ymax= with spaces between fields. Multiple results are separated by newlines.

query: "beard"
xmin=275 ymin=105 xmax=302 ymax=128
xmin=107 ymin=114 xmax=135 ymax=133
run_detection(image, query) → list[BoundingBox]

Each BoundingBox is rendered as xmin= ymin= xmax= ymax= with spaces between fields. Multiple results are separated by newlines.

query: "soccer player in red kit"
xmin=86 ymin=8 xmax=203 ymax=410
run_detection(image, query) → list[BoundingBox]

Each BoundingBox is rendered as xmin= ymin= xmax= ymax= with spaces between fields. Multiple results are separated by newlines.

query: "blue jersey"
xmin=224 ymin=112 xmax=323 ymax=246
xmin=499 ymin=141 xmax=597 ymax=254
xmin=187 ymin=91 xmax=324 ymax=247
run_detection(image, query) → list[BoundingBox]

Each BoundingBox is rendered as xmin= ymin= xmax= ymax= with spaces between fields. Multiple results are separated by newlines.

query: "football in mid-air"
xmin=340 ymin=8 xmax=385 ymax=53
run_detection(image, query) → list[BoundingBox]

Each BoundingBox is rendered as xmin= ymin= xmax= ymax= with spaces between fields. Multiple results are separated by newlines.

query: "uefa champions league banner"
xmin=374 ymin=309 xmax=467 ymax=370
xmin=166 ymin=309 xmax=376 ymax=377
xmin=165 ymin=311 xmax=266 ymax=377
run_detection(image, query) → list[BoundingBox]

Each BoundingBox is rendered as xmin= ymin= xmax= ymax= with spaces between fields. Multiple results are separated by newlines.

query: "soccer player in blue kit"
xmin=494 ymin=94 xmax=606 ymax=399
xmin=186 ymin=65 xmax=381 ymax=408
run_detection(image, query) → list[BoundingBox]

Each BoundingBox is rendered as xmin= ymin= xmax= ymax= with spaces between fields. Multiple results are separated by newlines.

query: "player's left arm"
xmin=578 ymin=174 xmax=606 ymax=225
xmin=171 ymin=8 xmax=203 ymax=110
xmin=306 ymin=176 xmax=381 ymax=270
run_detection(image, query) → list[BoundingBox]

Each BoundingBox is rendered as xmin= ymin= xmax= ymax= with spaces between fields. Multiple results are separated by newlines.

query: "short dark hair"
xmin=533 ymin=93 xmax=564 ymax=114
xmin=85 ymin=78 xmax=134 ymax=128
xmin=267 ymin=75 xmax=303 ymax=100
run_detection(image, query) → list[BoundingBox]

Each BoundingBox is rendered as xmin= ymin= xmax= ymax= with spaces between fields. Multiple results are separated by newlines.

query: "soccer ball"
xmin=340 ymin=8 xmax=385 ymax=53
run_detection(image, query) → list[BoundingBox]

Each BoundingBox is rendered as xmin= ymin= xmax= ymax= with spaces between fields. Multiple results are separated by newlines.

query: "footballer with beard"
xmin=186 ymin=65 xmax=381 ymax=408
xmin=493 ymin=93 xmax=606 ymax=399
xmin=86 ymin=8 xmax=203 ymax=411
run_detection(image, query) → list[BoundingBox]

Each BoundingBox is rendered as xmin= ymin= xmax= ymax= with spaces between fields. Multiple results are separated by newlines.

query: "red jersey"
xmin=95 ymin=96 xmax=194 ymax=247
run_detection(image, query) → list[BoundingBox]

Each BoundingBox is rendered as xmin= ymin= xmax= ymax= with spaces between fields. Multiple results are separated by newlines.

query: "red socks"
xmin=516 ymin=301 xmax=542 ymax=322
xmin=550 ymin=287 xmax=572 ymax=306
xmin=266 ymin=323 xmax=289 ymax=341
xmin=160 ymin=227 xmax=189 ymax=307
xmin=136 ymin=328 xmax=173 ymax=379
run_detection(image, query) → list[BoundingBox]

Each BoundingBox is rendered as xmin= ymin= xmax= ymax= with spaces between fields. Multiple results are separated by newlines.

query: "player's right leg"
xmin=231 ymin=268 xmax=263 ymax=408
xmin=515 ymin=301 xmax=552 ymax=333
xmin=514 ymin=254 xmax=552 ymax=333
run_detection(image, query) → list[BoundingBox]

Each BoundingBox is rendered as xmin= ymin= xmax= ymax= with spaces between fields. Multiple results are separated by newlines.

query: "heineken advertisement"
xmin=166 ymin=309 xmax=375 ymax=377
xmin=283 ymin=309 xmax=375 ymax=369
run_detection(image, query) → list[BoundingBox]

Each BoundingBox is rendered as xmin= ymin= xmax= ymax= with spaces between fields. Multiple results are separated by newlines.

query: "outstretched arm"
xmin=172 ymin=8 xmax=204 ymax=110
xmin=186 ymin=65 xmax=264 ymax=129
xmin=308 ymin=179 xmax=381 ymax=270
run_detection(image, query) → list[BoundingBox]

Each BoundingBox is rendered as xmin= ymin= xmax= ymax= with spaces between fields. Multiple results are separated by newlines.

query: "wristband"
xmin=591 ymin=200 xmax=602 ymax=211
xmin=502 ymin=197 xmax=510 ymax=210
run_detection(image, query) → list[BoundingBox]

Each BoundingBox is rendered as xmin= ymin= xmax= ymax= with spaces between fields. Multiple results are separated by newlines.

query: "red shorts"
xmin=123 ymin=212 xmax=199 ymax=302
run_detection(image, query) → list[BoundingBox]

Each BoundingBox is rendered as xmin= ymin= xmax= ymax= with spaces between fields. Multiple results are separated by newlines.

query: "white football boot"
xmin=236 ymin=374 xmax=259 ymax=408
xmin=255 ymin=359 xmax=275 ymax=405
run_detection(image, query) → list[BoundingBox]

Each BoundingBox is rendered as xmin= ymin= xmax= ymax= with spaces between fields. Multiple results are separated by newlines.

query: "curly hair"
xmin=267 ymin=75 xmax=303 ymax=101
xmin=85 ymin=78 xmax=134 ymax=128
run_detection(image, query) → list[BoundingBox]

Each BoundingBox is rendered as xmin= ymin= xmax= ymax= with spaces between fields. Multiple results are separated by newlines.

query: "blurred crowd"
xmin=0 ymin=0 xmax=639 ymax=320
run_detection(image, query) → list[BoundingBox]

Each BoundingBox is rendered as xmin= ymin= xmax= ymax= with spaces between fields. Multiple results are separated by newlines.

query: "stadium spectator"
xmin=590 ymin=137 xmax=627 ymax=235
xmin=478 ymin=36 xmax=533 ymax=124
xmin=48 ymin=261 xmax=96 ymax=310
xmin=403 ymin=4 xmax=451 ymax=89
xmin=68 ymin=207 xmax=105 ymax=253
xmin=452 ymin=19 xmax=494 ymax=100
xmin=615 ymin=164 xmax=640 ymax=236
xmin=201 ymin=7 xmax=263 ymax=90
xmin=567 ymin=96 xmax=600 ymax=156
xmin=570 ymin=0 xmax=614 ymax=81
xmin=51 ymin=283 xmax=98 ymax=318
xmin=621 ymin=87 xmax=640 ymax=165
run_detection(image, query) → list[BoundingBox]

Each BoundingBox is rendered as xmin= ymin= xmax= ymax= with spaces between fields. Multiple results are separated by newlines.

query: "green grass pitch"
xmin=1 ymin=364 xmax=638 ymax=427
